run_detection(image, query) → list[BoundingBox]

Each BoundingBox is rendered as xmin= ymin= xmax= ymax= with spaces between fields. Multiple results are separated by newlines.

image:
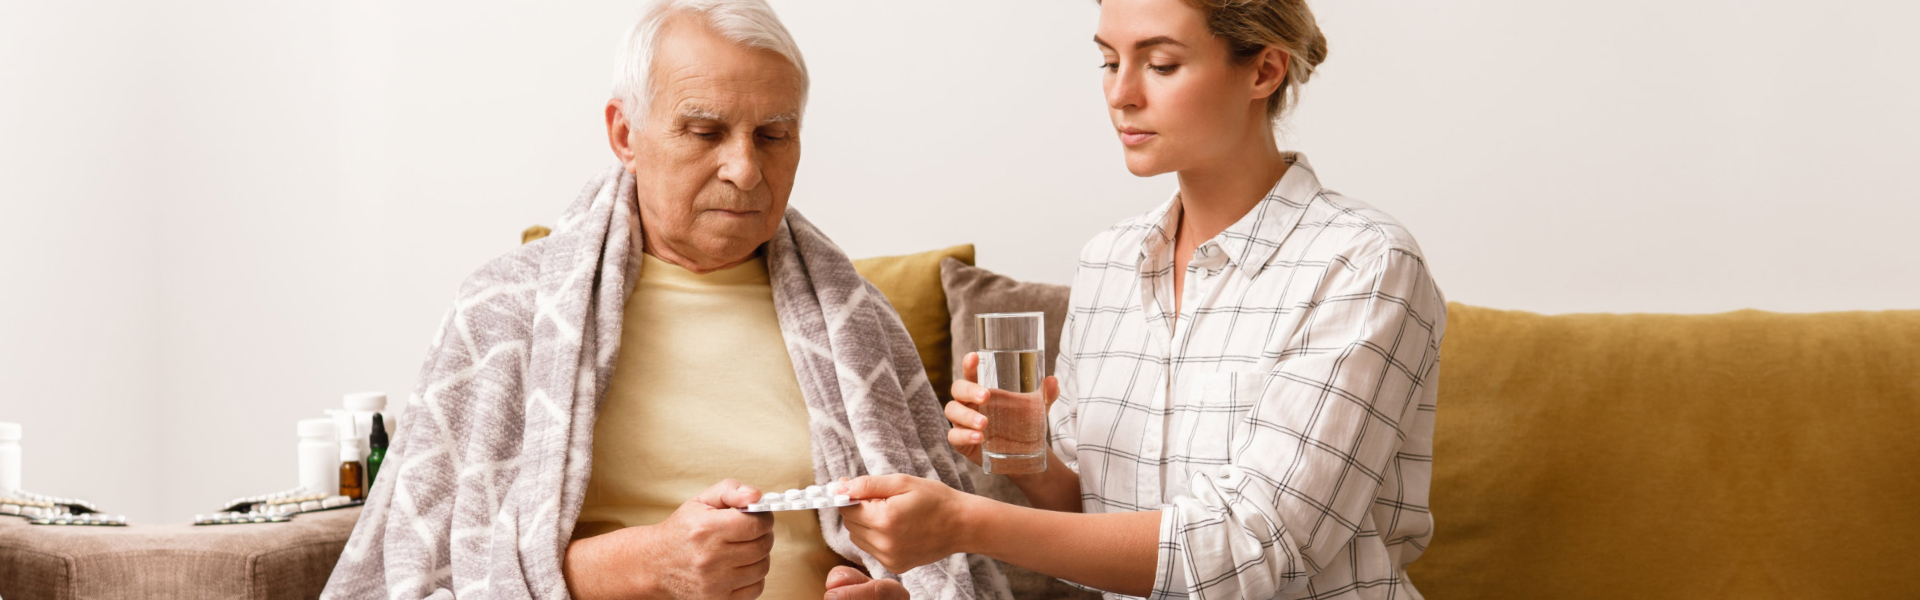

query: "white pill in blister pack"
xmin=743 ymin=481 xmax=853 ymax=513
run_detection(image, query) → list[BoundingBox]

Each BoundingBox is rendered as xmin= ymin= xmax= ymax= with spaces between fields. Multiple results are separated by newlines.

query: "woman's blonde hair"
xmin=1183 ymin=0 xmax=1329 ymax=121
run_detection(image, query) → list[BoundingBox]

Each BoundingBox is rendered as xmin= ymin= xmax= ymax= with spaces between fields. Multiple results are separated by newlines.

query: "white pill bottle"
xmin=327 ymin=391 xmax=396 ymax=463
xmin=297 ymin=418 xmax=339 ymax=497
xmin=0 ymin=422 xmax=21 ymax=494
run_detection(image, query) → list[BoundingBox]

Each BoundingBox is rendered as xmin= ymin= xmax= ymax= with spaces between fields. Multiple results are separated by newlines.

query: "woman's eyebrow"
xmin=1132 ymin=36 xmax=1184 ymax=50
xmin=1093 ymin=35 xmax=1187 ymax=51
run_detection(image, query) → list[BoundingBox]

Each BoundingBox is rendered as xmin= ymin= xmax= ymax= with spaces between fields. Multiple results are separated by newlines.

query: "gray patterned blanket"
xmin=322 ymin=166 xmax=1009 ymax=600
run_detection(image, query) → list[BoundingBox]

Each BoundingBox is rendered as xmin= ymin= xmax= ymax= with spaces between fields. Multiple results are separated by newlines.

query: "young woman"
xmin=829 ymin=1 xmax=1447 ymax=598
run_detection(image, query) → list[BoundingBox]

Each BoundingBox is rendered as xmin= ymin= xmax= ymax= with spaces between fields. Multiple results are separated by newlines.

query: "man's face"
xmin=620 ymin=15 xmax=803 ymax=272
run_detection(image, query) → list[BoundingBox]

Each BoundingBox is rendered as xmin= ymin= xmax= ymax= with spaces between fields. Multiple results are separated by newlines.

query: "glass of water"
xmin=976 ymin=312 xmax=1047 ymax=474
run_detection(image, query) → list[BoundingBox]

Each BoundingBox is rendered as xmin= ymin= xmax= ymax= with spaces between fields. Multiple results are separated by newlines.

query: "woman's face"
xmin=1097 ymin=0 xmax=1265 ymax=177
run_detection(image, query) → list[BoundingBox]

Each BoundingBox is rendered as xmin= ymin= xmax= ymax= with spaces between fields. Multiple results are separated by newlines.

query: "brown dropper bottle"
xmin=339 ymin=439 xmax=365 ymax=501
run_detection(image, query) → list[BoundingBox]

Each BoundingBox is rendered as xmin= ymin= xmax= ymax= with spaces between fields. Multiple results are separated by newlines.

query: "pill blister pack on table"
xmin=29 ymin=512 xmax=128 ymax=527
xmin=195 ymin=494 xmax=361 ymax=526
xmin=2 ymin=490 xmax=119 ymax=526
xmin=744 ymin=482 xmax=854 ymax=513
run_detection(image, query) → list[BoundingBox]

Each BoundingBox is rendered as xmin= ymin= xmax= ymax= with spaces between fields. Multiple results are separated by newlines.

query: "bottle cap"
xmin=369 ymin=414 xmax=389 ymax=449
xmin=297 ymin=418 xmax=336 ymax=439
xmin=339 ymin=439 xmax=364 ymax=462
xmin=0 ymin=422 xmax=19 ymax=442
xmin=343 ymin=392 xmax=387 ymax=412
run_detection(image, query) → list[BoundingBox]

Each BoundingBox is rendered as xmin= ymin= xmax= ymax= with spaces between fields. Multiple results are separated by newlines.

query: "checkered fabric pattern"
xmin=1050 ymin=153 xmax=1447 ymax=600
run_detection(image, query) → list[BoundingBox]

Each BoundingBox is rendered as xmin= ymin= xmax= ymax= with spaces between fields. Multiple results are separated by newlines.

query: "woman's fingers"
xmin=947 ymin=427 xmax=981 ymax=450
xmin=950 ymin=366 xmax=990 ymax=406
xmin=944 ymin=396 xmax=985 ymax=430
xmin=841 ymin=474 xmax=916 ymax=501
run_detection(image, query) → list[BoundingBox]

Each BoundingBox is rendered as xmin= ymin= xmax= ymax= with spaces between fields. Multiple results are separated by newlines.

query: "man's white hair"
xmin=612 ymin=0 xmax=810 ymax=122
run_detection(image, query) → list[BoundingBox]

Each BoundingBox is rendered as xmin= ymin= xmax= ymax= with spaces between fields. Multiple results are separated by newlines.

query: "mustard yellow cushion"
xmin=851 ymin=244 xmax=976 ymax=403
xmin=1412 ymin=303 xmax=1920 ymax=599
xmin=521 ymin=225 xmax=552 ymax=245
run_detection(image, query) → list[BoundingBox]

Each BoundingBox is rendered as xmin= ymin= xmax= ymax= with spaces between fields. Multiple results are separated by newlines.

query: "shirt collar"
xmin=1137 ymin=152 xmax=1323 ymax=277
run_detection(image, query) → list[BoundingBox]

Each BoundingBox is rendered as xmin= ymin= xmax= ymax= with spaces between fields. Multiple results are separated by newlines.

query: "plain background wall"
xmin=2 ymin=0 xmax=1915 ymax=524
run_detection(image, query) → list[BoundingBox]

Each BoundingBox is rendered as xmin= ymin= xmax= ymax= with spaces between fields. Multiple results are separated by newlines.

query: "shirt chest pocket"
xmin=1168 ymin=371 xmax=1265 ymax=472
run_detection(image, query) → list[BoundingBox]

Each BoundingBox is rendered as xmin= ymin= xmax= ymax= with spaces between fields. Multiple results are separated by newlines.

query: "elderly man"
xmin=321 ymin=2 xmax=1007 ymax=599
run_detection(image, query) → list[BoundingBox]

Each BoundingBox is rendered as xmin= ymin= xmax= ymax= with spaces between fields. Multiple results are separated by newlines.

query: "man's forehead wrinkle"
xmin=663 ymin=85 xmax=802 ymax=125
xmin=651 ymin=44 xmax=805 ymax=125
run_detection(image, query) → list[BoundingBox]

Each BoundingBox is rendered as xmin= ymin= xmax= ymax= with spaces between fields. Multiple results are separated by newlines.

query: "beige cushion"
xmin=940 ymin=258 xmax=1072 ymax=393
xmin=0 ymin=506 xmax=360 ymax=600
xmin=937 ymin=259 xmax=1094 ymax=600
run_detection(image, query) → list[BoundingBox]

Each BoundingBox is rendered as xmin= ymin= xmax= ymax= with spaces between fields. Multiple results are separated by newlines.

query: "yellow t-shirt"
xmin=573 ymin=252 xmax=841 ymax=598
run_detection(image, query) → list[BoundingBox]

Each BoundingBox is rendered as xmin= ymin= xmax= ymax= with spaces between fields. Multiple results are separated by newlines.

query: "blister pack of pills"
xmin=744 ymin=481 xmax=854 ymax=513
xmin=195 ymin=491 xmax=361 ymax=526
xmin=30 ymin=512 xmax=128 ymax=527
xmin=2 ymin=490 xmax=119 ymax=526
xmin=220 ymin=487 xmax=335 ymax=514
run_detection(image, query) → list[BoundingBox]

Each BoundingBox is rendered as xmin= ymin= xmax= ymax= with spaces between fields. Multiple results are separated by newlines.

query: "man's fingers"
xmin=824 ymin=565 xmax=870 ymax=591
xmin=1044 ymin=375 xmax=1060 ymax=409
xmin=736 ymin=554 xmax=772 ymax=583
xmin=694 ymin=478 xmax=751 ymax=509
xmin=722 ymin=530 xmax=775 ymax=562
xmin=727 ymin=579 xmax=766 ymax=600
xmin=960 ymin=352 xmax=978 ymax=384
xmin=712 ymin=553 xmax=770 ymax=598
xmin=827 ymin=579 xmax=910 ymax=600
xmin=705 ymin=508 xmax=775 ymax=543
xmin=726 ymin=484 xmax=763 ymax=509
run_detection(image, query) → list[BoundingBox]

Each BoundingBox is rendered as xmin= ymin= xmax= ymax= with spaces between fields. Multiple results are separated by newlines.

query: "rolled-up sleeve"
xmin=1153 ymin=247 xmax=1444 ymax=599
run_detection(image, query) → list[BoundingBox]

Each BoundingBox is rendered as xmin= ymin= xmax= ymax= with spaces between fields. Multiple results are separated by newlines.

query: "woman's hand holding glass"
xmin=944 ymin=351 xmax=1059 ymax=468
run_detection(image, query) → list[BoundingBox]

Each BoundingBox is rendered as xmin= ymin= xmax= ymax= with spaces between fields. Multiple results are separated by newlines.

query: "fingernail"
xmin=972 ymin=432 xmax=982 ymax=442
xmin=975 ymin=417 xmax=986 ymax=428
xmin=826 ymin=592 xmax=840 ymax=600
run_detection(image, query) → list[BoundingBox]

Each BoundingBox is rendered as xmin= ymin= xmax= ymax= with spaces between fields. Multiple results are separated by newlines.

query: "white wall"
xmin=2 ymin=0 xmax=1915 ymax=524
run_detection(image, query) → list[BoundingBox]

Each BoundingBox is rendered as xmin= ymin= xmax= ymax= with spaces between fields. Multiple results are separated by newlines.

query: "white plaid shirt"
xmin=1050 ymin=153 xmax=1446 ymax=600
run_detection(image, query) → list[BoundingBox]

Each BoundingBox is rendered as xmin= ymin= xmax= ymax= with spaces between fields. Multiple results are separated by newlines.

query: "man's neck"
xmin=641 ymin=244 xmax=757 ymax=275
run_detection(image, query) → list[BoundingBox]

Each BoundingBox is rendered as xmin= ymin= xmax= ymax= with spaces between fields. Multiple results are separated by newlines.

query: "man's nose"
xmin=717 ymin=133 xmax=763 ymax=191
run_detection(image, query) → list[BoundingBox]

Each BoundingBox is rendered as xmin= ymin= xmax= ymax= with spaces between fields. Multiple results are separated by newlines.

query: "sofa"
xmin=3 ymin=239 xmax=1914 ymax=599
xmin=863 ymin=244 xmax=1920 ymax=599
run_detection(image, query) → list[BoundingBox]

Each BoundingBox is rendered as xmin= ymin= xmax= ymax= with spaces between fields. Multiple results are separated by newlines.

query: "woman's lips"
xmin=1119 ymin=129 xmax=1157 ymax=146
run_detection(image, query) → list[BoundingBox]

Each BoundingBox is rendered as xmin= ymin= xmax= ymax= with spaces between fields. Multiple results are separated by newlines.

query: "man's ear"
xmin=606 ymin=99 xmax=638 ymax=172
xmin=1251 ymin=46 xmax=1289 ymax=104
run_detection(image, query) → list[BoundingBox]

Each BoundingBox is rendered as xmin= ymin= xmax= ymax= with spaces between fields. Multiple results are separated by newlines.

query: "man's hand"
xmin=565 ymin=479 xmax=774 ymax=600
xmin=822 ymin=565 xmax=908 ymax=600
xmin=839 ymin=474 xmax=984 ymax=574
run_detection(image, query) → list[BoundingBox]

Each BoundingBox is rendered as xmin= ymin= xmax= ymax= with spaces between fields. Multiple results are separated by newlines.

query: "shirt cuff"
xmin=1148 ymin=505 xmax=1191 ymax=600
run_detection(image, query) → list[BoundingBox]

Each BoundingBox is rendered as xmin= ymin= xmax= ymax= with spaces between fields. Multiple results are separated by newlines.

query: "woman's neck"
xmin=1172 ymin=135 xmax=1291 ymax=245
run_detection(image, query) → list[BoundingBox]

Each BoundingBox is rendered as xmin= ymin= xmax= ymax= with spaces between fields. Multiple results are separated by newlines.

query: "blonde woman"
xmin=829 ymin=0 xmax=1447 ymax=599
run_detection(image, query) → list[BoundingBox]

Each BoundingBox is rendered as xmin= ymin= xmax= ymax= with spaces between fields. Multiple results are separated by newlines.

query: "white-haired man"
xmin=321 ymin=2 xmax=1008 ymax=599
